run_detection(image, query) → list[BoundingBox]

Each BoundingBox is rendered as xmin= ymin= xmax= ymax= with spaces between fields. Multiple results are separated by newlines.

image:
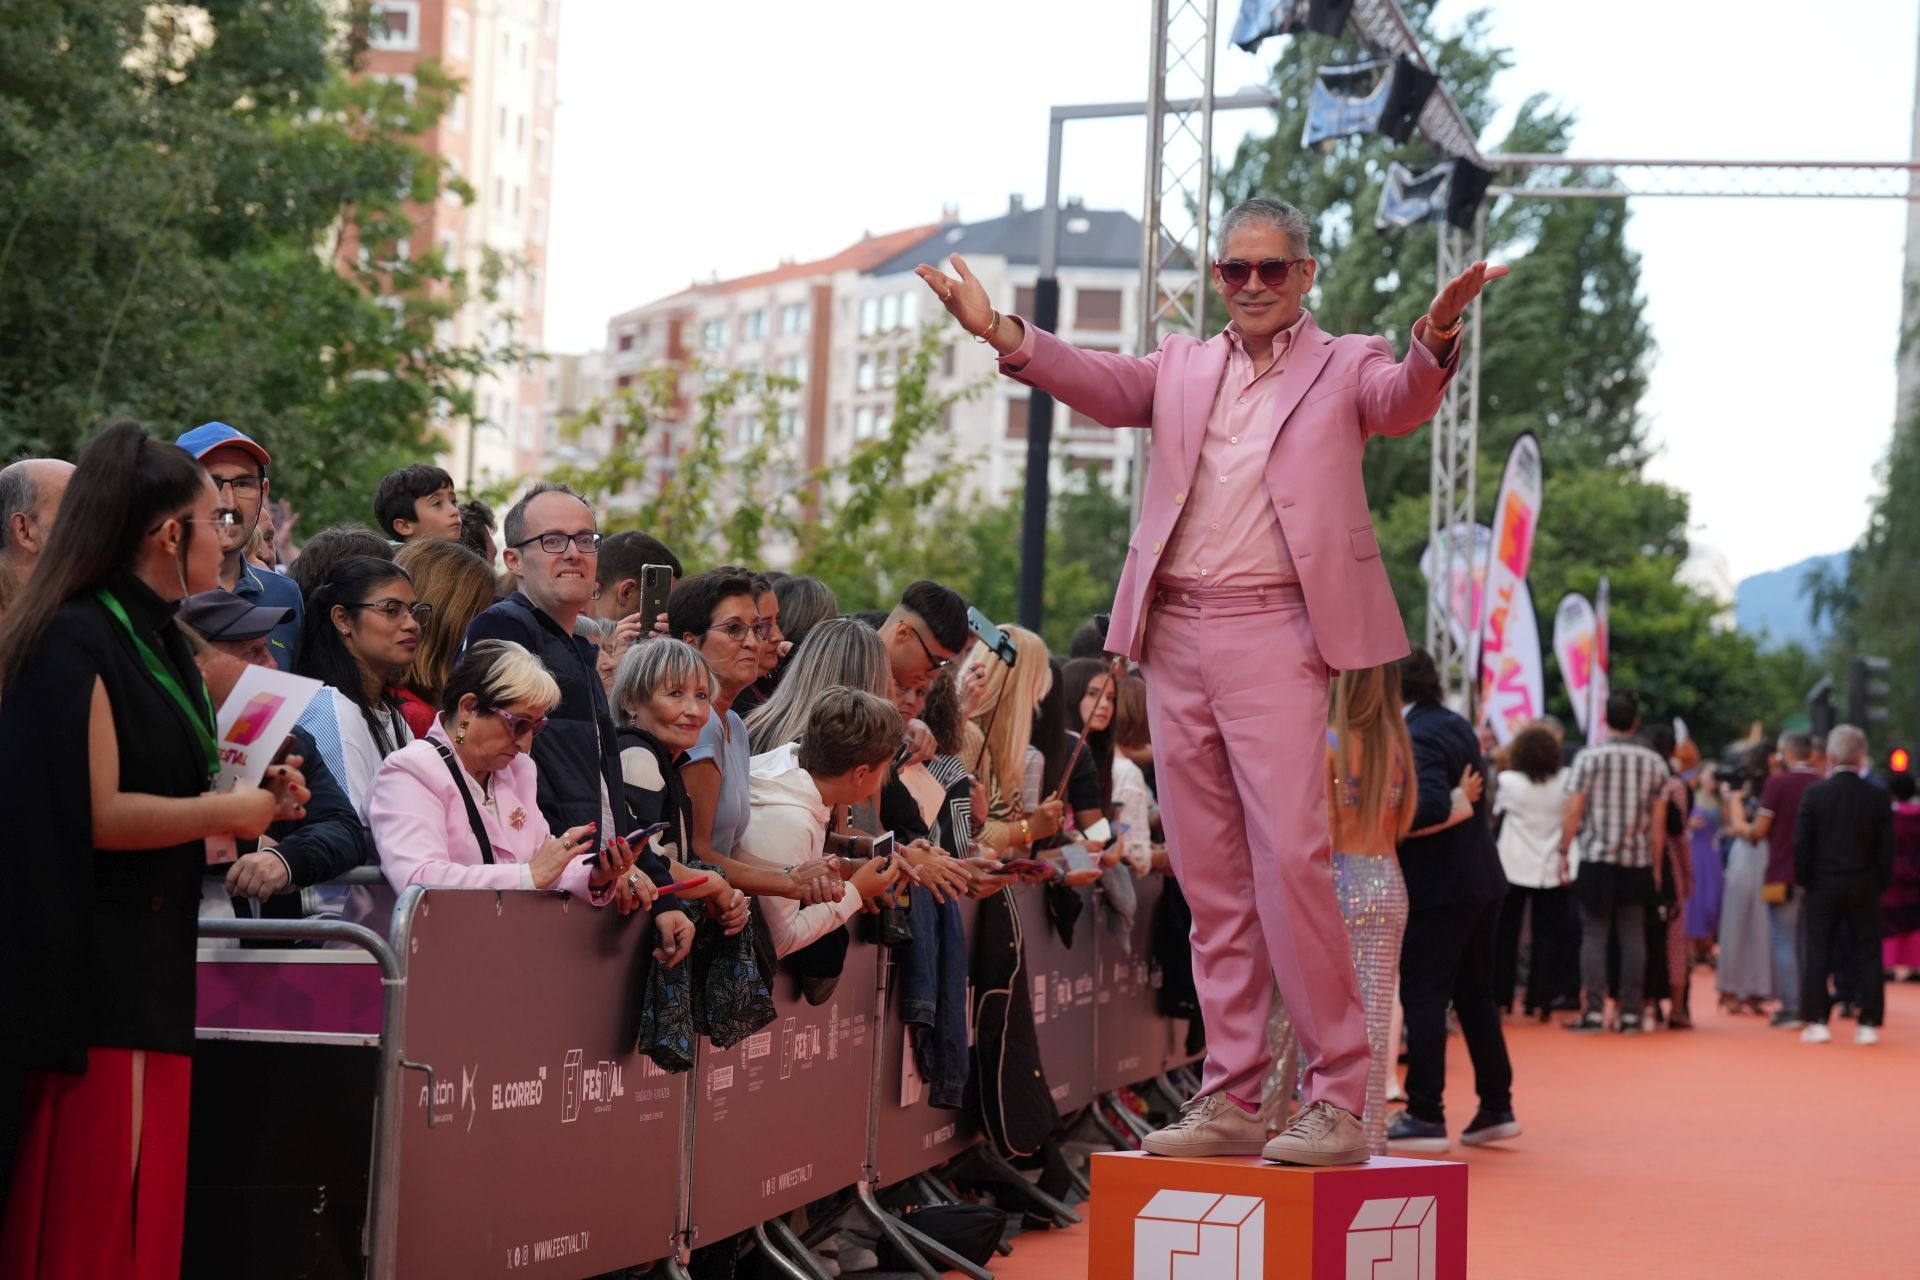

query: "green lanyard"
xmin=96 ymin=588 xmax=219 ymax=786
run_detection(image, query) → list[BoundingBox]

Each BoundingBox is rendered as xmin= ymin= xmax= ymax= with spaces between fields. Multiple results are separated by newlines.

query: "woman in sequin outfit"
xmin=1266 ymin=663 xmax=1418 ymax=1155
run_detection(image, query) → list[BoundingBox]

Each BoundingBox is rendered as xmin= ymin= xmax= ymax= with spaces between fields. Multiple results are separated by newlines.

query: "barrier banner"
xmin=1553 ymin=593 xmax=1598 ymax=738
xmin=1016 ymin=882 xmax=1098 ymax=1115
xmin=872 ymin=897 xmax=982 ymax=1187
xmin=687 ymin=937 xmax=879 ymax=1246
xmin=1093 ymin=875 xmax=1169 ymax=1095
xmin=1476 ymin=434 xmax=1543 ymax=734
xmin=1591 ymin=575 xmax=1612 ymax=744
xmin=1481 ymin=583 xmax=1546 ymax=746
xmin=396 ymin=890 xmax=686 ymax=1280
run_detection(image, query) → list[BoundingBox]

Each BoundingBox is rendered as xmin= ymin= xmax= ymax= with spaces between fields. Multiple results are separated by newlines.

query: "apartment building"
xmin=849 ymin=196 xmax=1160 ymax=502
xmin=362 ymin=0 xmax=558 ymax=489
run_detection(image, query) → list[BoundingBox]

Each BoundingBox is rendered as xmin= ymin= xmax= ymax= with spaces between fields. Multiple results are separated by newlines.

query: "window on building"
xmin=880 ymin=293 xmax=899 ymax=333
xmin=516 ymin=115 xmax=527 ymax=148
xmin=616 ymin=373 xmax=635 ymax=389
xmin=780 ymin=302 xmax=808 ymax=335
xmin=497 ymin=105 xmax=508 ymax=140
xmin=537 ymin=65 xmax=555 ymax=107
xmin=442 ymin=156 xmax=462 ymax=203
xmin=542 ymin=1 xmax=557 ymax=36
xmin=527 ymin=267 xmax=542 ymax=308
xmin=874 ymin=409 xmax=893 ymax=437
xmin=703 ymin=318 xmax=726 ymax=350
xmin=779 ymin=354 xmax=805 ymax=386
xmin=777 ymin=410 xmax=798 ymax=441
xmin=1076 ymin=288 xmax=1122 ymax=331
xmin=942 ymin=344 xmax=956 ymax=378
xmin=511 ymin=184 xmax=521 ymax=218
xmin=617 ymin=332 xmax=635 ymax=352
xmin=854 ymin=406 xmax=876 ymax=439
xmin=438 ymin=229 xmax=457 ymax=263
xmin=859 ymin=297 xmax=879 ymax=337
xmin=1015 ymin=286 xmax=1037 ymax=317
xmin=520 ymin=40 xmax=530 ymax=71
xmin=1006 ymin=399 xmax=1029 ymax=439
xmin=519 ymin=406 xmax=537 ymax=452
xmin=501 ymin=31 xmax=511 ymax=59
xmin=534 ymin=131 xmax=551 ymax=175
xmin=900 ymin=290 xmax=920 ymax=330
xmin=393 ymin=237 xmax=410 ymax=262
xmin=877 ymin=351 xmax=895 ymax=389
xmin=447 ymin=7 xmax=470 ymax=58
xmin=368 ymin=2 xmax=420 ymax=51
xmin=447 ymin=91 xmax=465 ymax=133
xmin=856 ymin=355 xmax=875 ymax=392
xmin=530 ymin=200 xmax=547 ymax=245
xmin=493 ymin=177 xmax=504 ymax=212
xmin=740 ymin=309 xmax=766 ymax=342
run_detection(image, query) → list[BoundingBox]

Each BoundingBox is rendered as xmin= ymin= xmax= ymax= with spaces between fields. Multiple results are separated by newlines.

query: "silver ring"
xmin=627 ymin=872 xmax=640 ymax=888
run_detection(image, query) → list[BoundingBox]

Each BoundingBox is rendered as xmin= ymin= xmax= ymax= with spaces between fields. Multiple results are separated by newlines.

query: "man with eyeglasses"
xmin=463 ymin=483 xmax=676 ymax=908
xmin=917 ymin=197 xmax=1508 ymax=1167
xmin=175 ymin=422 xmax=304 ymax=668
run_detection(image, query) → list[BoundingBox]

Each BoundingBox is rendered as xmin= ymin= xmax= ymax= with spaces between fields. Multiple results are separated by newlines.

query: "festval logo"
xmin=224 ymin=692 xmax=285 ymax=746
xmin=1132 ymin=1189 xmax=1264 ymax=1280
xmin=1344 ymin=1196 xmax=1437 ymax=1280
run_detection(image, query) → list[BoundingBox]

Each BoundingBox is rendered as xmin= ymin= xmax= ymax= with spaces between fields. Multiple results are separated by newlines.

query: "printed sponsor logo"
xmin=745 ymin=1031 xmax=773 ymax=1061
xmin=707 ymin=1065 xmax=734 ymax=1098
xmin=760 ymin=1164 xmax=814 ymax=1198
xmin=1134 ymin=1189 xmax=1264 ymax=1279
xmin=224 ymin=692 xmax=285 ymax=746
xmin=1032 ymin=974 xmax=1048 ymax=1024
xmin=505 ymin=1230 xmax=591 ymax=1269
xmin=492 ymin=1065 xmax=547 ymax=1112
xmin=1345 ymin=1196 xmax=1436 ymax=1280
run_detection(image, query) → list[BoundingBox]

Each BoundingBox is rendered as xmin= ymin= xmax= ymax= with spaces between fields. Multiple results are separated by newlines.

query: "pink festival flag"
xmin=1475 ymin=433 xmax=1544 ymax=740
xmin=1553 ymin=593 xmax=1598 ymax=738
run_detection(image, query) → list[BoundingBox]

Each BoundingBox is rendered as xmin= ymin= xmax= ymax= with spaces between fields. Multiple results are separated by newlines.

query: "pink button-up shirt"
xmin=1157 ymin=310 xmax=1311 ymax=586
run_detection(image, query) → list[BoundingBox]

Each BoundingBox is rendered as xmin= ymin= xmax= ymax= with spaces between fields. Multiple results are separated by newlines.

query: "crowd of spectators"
xmin=3 ymin=416 xmax=1914 ymax=1276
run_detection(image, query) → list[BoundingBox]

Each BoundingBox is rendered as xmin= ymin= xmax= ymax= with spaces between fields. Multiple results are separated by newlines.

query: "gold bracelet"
xmin=1019 ymin=816 xmax=1032 ymax=843
xmin=974 ymin=309 xmax=1001 ymax=344
xmin=1425 ymin=312 xmax=1464 ymax=341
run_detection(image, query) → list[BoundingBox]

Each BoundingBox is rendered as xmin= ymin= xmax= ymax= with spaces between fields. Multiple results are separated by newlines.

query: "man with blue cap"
xmin=174 ymin=422 xmax=303 ymax=667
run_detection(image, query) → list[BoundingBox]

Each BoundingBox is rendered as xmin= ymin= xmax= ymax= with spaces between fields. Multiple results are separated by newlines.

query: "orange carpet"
xmin=984 ymin=971 xmax=1920 ymax=1279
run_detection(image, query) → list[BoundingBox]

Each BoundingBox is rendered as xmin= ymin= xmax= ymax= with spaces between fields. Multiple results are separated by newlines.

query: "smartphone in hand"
xmin=641 ymin=564 xmax=673 ymax=629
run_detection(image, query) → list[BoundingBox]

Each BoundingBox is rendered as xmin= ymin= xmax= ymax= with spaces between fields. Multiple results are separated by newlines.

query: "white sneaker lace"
xmin=1167 ymin=1094 xmax=1227 ymax=1131
xmin=1284 ymin=1101 xmax=1340 ymax=1140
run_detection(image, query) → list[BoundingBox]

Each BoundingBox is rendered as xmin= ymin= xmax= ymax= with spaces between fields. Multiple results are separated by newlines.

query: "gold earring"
xmin=455 ymin=721 xmax=469 ymax=745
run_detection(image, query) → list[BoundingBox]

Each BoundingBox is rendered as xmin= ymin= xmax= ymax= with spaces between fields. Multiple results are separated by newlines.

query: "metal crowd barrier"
xmin=189 ymin=873 xmax=1198 ymax=1280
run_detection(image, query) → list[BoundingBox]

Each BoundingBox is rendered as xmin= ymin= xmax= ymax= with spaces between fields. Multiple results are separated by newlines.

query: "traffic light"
xmin=1807 ymin=676 xmax=1835 ymax=740
xmin=1891 ymin=745 xmax=1911 ymax=775
xmin=1848 ymin=655 xmax=1892 ymax=728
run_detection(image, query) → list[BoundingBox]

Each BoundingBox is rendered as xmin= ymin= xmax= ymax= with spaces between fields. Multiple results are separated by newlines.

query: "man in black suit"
xmin=1386 ymin=649 xmax=1519 ymax=1153
xmin=1794 ymin=724 xmax=1895 ymax=1045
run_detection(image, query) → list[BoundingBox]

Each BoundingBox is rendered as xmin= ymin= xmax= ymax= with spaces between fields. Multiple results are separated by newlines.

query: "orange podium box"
xmin=1089 ymin=1150 xmax=1467 ymax=1279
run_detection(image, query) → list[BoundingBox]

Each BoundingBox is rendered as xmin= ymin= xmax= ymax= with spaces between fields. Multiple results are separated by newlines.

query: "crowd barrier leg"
xmin=854 ymin=1179 xmax=941 ymax=1280
xmin=652 ymin=1260 xmax=692 ymax=1280
xmin=961 ymin=1147 xmax=1082 ymax=1226
xmin=764 ymin=1218 xmax=832 ymax=1280
xmin=859 ymin=1187 xmax=996 ymax=1280
xmin=750 ymin=1222 xmax=824 ymax=1280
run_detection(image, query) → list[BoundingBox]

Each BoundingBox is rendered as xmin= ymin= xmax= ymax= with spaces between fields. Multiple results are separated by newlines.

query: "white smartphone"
xmin=1080 ymin=817 xmax=1113 ymax=846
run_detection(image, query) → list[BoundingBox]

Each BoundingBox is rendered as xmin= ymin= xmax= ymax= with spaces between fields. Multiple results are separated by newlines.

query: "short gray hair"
xmin=1218 ymin=197 xmax=1312 ymax=258
xmin=611 ymin=637 xmax=714 ymax=724
xmin=502 ymin=481 xmax=589 ymax=549
xmin=1827 ymin=723 xmax=1868 ymax=768
xmin=0 ymin=463 xmax=33 ymax=555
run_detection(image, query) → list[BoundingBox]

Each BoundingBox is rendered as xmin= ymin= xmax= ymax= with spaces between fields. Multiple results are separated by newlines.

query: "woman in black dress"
xmin=0 ymin=421 xmax=308 ymax=1279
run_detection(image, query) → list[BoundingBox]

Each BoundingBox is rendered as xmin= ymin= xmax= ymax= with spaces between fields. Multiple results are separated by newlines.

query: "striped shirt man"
xmin=1563 ymin=739 xmax=1669 ymax=868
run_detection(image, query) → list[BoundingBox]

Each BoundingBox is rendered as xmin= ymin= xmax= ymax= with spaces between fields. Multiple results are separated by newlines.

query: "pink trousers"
xmin=1140 ymin=583 xmax=1371 ymax=1115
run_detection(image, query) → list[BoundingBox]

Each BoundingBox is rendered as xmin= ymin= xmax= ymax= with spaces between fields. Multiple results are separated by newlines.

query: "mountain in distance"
xmin=1734 ymin=551 xmax=1847 ymax=651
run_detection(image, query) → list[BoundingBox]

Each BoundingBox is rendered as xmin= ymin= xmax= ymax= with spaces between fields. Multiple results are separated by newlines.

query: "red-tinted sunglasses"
xmin=490 ymin=708 xmax=550 ymax=739
xmin=1212 ymin=257 xmax=1307 ymax=291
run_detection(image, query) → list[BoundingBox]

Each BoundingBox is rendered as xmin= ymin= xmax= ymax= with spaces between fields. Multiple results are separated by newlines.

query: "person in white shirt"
xmin=735 ymin=688 xmax=907 ymax=957
xmin=1492 ymin=723 xmax=1575 ymax=1020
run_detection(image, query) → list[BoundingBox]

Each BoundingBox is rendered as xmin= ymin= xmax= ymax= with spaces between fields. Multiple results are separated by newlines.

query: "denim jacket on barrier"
xmin=900 ymin=885 xmax=969 ymax=1110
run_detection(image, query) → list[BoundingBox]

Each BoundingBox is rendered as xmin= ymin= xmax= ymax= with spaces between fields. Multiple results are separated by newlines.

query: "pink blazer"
xmin=367 ymin=720 xmax=596 ymax=897
xmin=1000 ymin=314 xmax=1454 ymax=670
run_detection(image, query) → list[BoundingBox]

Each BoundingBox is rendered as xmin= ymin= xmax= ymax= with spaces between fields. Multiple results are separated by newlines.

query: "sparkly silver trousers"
xmin=1265 ymin=852 xmax=1410 ymax=1155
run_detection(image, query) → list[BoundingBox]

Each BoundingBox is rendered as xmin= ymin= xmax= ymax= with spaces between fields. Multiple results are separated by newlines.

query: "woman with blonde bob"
xmin=367 ymin=641 xmax=675 ymax=950
xmin=1268 ymin=663 xmax=1419 ymax=1155
xmin=966 ymin=624 xmax=1066 ymax=854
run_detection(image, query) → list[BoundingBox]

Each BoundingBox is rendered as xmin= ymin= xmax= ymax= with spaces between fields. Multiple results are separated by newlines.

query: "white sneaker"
xmin=1854 ymin=1025 xmax=1880 ymax=1046
xmin=1142 ymin=1092 xmax=1269 ymax=1158
xmin=1801 ymin=1022 xmax=1832 ymax=1044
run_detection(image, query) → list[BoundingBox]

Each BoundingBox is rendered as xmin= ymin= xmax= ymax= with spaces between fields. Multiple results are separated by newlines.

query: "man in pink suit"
xmin=917 ymin=197 xmax=1506 ymax=1164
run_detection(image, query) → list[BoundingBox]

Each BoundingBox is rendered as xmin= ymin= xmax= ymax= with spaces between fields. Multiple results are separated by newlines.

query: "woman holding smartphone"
xmin=0 ymin=423 xmax=308 ymax=1278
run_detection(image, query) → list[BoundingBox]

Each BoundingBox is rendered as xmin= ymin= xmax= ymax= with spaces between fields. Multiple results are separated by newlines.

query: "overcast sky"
xmin=543 ymin=0 xmax=1919 ymax=585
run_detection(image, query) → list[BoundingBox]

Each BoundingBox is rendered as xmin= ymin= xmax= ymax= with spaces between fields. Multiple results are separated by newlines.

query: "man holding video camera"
xmin=918 ymin=196 xmax=1505 ymax=1165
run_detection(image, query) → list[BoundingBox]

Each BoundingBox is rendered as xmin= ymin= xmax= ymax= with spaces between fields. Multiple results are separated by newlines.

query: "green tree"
xmin=1219 ymin=1 xmax=1793 ymax=743
xmin=0 ymin=1 xmax=517 ymax=530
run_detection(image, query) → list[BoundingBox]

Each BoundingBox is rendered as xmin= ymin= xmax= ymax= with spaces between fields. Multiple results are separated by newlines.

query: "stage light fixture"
xmin=1303 ymin=54 xmax=1438 ymax=149
xmin=1230 ymin=0 xmax=1353 ymax=54
xmin=1375 ymin=156 xmax=1496 ymax=232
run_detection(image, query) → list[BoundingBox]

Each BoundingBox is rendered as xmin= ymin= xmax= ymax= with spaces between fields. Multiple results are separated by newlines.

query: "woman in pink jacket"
xmin=369 ymin=641 xmax=684 ymax=958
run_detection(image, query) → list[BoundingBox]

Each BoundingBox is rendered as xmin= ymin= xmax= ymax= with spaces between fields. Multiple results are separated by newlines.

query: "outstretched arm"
xmin=915 ymin=253 xmax=1162 ymax=427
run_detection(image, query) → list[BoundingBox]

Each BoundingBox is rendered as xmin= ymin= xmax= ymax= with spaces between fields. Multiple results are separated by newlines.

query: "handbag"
xmin=875 ymin=1205 xmax=1008 ymax=1269
xmin=430 ymin=739 xmax=494 ymax=864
